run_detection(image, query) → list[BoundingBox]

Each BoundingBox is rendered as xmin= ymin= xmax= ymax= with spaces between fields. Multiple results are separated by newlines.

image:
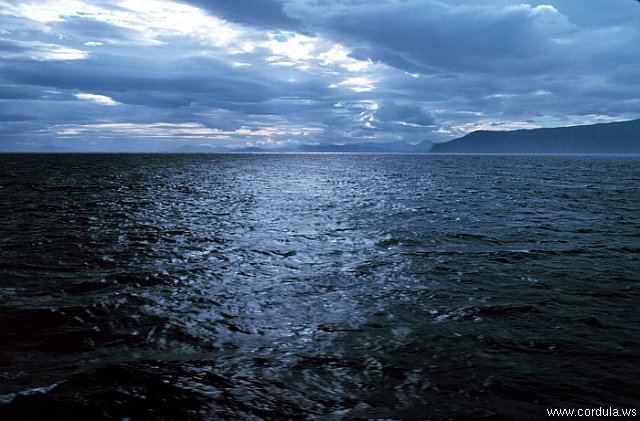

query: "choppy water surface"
xmin=1 ymin=154 xmax=639 ymax=420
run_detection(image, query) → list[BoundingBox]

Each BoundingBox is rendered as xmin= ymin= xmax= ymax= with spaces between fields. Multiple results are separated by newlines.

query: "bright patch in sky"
xmin=75 ymin=93 xmax=119 ymax=106
xmin=0 ymin=39 xmax=89 ymax=61
xmin=338 ymin=77 xmax=377 ymax=93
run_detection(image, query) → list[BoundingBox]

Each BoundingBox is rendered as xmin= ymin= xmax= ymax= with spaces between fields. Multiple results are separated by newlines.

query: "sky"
xmin=0 ymin=0 xmax=639 ymax=151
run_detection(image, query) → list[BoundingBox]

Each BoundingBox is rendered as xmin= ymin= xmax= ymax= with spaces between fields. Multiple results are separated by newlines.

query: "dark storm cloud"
xmin=0 ymin=56 xmax=279 ymax=105
xmin=1 ymin=0 xmax=639 ymax=151
xmin=287 ymin=1 xmax=575 ymax=75
xmin=286 ymin=2 xmax=639 ymax=86
xmin=179 ymin=0 xmax=303 ymax=31
xmin=375 ymin=102 xmax=435 ymax=127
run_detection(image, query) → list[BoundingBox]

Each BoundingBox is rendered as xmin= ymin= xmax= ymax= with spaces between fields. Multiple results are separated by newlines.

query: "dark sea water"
xmin=0 ymin=153 xmax=639 ymax=420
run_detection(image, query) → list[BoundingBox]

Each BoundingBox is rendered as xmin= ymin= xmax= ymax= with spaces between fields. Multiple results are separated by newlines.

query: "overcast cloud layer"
xmin=1 ymin=0 xmax=639 ymax=151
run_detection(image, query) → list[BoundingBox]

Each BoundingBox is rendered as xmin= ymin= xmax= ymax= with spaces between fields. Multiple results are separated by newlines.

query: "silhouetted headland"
xmin=430 ymin=119 xmax=640 ymax=154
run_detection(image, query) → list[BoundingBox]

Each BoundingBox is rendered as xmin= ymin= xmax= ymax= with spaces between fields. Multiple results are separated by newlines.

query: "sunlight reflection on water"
xmin=1 ymin=154 xmax=639 ymax=419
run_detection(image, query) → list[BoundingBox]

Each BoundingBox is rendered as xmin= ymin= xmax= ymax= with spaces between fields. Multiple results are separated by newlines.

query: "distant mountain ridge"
xmin=169 ymin=119 xmax=640 ymax=154
xmin=284 ymin=140 xmax=433 ymax=153
xmin=430 ymin=119 xmax=640 ymax=154
xmin=169 ymin=139 xmax=434 ymax=153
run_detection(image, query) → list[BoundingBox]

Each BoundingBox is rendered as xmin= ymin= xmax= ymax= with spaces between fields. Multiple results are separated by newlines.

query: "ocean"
xmin=1 ymin=153 xmax=639 ymax=420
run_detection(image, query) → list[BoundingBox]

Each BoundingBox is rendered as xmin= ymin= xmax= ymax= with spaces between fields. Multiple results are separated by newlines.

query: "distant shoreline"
xmin=2 ymin=119 xmax=639 ymax=154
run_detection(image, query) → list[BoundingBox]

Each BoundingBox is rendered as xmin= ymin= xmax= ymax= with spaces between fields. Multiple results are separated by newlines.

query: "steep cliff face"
xmin=430 ymin=119 xmax=640 ymax=153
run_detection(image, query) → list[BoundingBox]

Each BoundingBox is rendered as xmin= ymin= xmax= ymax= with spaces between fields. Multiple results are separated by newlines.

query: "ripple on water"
xmin=0 ymin=154 xmax=639 ymax=419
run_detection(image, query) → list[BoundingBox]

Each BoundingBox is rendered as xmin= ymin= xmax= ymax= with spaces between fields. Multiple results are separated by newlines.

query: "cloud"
xmin=0 ymin=0 xmax=639 ymax=151
xmin=75 ymin=93 xmax=119 ymax=106
xmin=52 ymin=18 xmax=155 ymax=46
xmin=49 ymin=121 xmax=324 ymax=150
xmin=287 ymin=1 xmax=575 ymax=75
xmin=375 ymin=101 xmax=435 ymax=128
xmin=0 ymin=38 xmax=89 ymax=61
xmin=178 ymin=0 xmax=303 ymax=31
